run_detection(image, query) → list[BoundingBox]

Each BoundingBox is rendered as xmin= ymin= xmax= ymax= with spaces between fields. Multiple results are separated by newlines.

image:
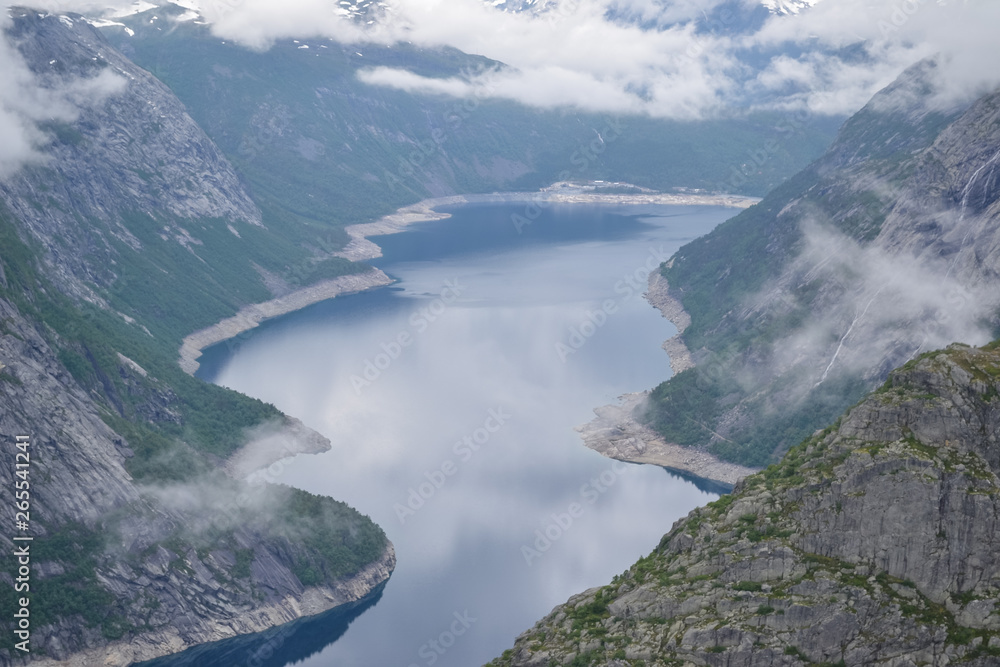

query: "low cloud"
xmin=8 ymin=1 xmax=1000 ymax=146
xmin=758 ymin=217 xmax=999 ymax=397
xmin=0 ymin=13 xmax=59 ymax=176
xmin=0 ymin=9 xmax=127 ymax=177
xmin=88 ymin=0 xmax=1000 ymax=121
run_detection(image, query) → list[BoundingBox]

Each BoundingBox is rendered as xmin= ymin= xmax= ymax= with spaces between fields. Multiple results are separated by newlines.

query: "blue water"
xmin=150 ymin=202 xmax=732 ymax=667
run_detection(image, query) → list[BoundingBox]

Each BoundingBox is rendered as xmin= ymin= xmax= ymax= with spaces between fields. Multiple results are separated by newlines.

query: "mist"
xmin=730 ymin=206 xmax=1000 ymax=421
xmin=0 ymin=8 xmax=126 ymax=177
xmin=184 ymin=203 xmax=731 ymax=666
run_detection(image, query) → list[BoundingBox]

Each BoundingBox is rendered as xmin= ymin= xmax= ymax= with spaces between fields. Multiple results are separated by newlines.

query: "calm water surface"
xmin=155 ymin=203 xmax=732 ymax=667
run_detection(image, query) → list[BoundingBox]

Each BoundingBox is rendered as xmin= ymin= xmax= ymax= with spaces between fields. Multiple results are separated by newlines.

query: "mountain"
xmin=642 ymin=59 xmax=1000 ymax=467
xmin=0 ymin=3 xmax=845 ymax=662
xmin=0 ymin=1 xmax=912 ymax=663
xmin=760 ymin=0 xmax=822 ymax=15
xmin=95 ymin=2 xmax=841 ymax=204
xmin=490 ymin=340 xmax=1000 ymax=666
xmin=489 ymin=0 xmax=820 ymax=18
xmin=0 ymin=12 xmax=392 ymax=665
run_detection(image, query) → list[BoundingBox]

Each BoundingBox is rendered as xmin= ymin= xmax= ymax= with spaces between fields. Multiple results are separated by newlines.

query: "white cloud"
xmin=9 ymin=0 xmax=1000 ymax=122
xmin=0 ymin=8 xmax=127 ymax=177
xmin=190 ymin=0 xmax=1000 ymax=119
xmin=0 ymin=12 xmax=58 ymax=177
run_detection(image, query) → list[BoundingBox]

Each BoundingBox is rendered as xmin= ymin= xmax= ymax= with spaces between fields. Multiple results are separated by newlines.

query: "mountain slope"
xmin=490 ymin=341 xmax=1000 ymax=666
xmin=100 ymin=3 xmax=841 ymax=211
xmin=1 ymin=10 xmax=372 ymax=343
xmin=0 ymin=13 xmax=393 ymax=665
xmin=643 ymin=59 xmax=1000 ymax=467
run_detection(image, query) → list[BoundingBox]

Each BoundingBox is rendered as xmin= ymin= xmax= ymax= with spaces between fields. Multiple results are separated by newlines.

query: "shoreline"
xmin=575 ymin=258 xmax=759 ymax=488
xmin=155 ymin=189 xmax=754 ymax=666
xmin=576 ymin=392 xmax=757 ymax=489
xmin=177 ymin=189 xmax=760 ymax=484
xmin=178 ymin=189 xmax=758 ymax=375
xmin=336 ymin=190 xmax=759 ymax=262
xmin=178 ymin=270 xmax=393 ymax=375
xmin=31 ymin=543 xmax=396 ymax=667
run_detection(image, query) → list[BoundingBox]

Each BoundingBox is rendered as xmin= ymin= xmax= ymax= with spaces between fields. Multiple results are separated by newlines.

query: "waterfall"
xmin=944 ymin=147 xmax=1000 ymax=279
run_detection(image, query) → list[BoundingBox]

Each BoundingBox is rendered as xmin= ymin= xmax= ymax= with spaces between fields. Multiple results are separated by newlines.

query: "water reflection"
xmin=134 ymin=586 xmax=384 ymax=667
xmin=178 ymin=204 xmax=733 ymax=667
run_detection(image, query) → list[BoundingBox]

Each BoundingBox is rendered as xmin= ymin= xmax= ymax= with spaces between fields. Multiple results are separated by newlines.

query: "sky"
xmin=1 ymin=0 xmax=1000 ymax=176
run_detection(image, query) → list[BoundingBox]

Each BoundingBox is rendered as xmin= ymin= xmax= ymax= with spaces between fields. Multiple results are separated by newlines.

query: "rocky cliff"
xmin=0 ymin=280 xmax=393 ymax=664
xmin=0 ymin=12 xmax=393 ymax=665
xmin=490 ymin=341 xmax=1000 ymax=666
xmin=644 ymin=60 xmax=1000 ymax=467
xmin=0 ymin=9 xmax=262 ymax=306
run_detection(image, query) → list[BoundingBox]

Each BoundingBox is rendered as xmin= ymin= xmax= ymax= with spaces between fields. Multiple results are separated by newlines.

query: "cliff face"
xmin=1 ymin=10 xmax=262 ymax=305
xmin=491 ymin=342 xmax=1000 ymax=666
xmin=0 ymin=12 xmax=392 ymax=665
xmin=0 ymin=285 xmax=393 ymax=665
xmin=646 ymin=61 xmax=1000 ymax=467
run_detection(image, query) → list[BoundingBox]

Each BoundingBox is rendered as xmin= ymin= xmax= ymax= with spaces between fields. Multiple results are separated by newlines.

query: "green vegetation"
xmin=0 ymin=523 xmax=130 ymax=651
xmin=0 ymin=204 xmax=282 ymax=472
xmin=0 ymin=200 xmax=387 ymax=634
xmin=635 ymin=68 xmax=980 ymax=469
xmin=269 ymin=485 xmax=388 ymax=583
xmin=639 ymin=111 xmax=954 ymax=467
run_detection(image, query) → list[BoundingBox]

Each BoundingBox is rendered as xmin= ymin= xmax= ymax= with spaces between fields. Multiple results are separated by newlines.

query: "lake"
xmin=145 ymin=201 xmax=733 ymax=667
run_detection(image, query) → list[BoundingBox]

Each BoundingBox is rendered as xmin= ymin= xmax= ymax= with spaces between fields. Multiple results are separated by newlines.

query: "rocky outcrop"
xmin=0 ymin=14 xmax=395 ymax=665
xmin=577 ymin=392 xmax=755 ymax=488
xmin=490 ymin=343 xmax=1000 ymax=666
xmin=0 ymin=293 xmax=394 ymax=665
xmin=0 ymin=10 xmax=263 ymax=304
xmin=0 ymin=297 xmax=140 ymax=528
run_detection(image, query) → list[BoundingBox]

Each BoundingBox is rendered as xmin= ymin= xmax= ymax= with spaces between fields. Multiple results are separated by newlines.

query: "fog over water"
xmin=188 ymin=203 xmax=732 ymax=667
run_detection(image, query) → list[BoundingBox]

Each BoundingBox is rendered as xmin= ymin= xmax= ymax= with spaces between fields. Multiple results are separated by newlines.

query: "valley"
xmin=0 ymin=1 xmax=999 ymax=666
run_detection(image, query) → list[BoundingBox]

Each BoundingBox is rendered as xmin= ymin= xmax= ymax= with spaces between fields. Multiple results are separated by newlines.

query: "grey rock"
xmin=489 ymin=344 xmax=1000 ymax=667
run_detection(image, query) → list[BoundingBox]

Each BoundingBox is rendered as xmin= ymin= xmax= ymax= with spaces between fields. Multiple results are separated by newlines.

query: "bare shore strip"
xmin=575 ymin=254 xmax=759 ymax=488
xmin=178 ymin=189 xmax=759 ymax=481
xmin=180 ymin=189 xmax=757 ymax=376
xmin=335 ymin=190 xmax=760 ymax=262
xmin=576 ymin=392 xmax=757 ymax=489
xmin=178 ymin=270 xmax=393 ymax=375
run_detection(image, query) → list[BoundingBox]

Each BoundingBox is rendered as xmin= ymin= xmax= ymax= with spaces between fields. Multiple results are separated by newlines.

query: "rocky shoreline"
xmin=177 ymin=270 xmax=393 ymax=375
xmin=336 ymin=190 xmax=758 ymax=262
xmin=28 ymin=543 xmax=396 ymax=667
xmin=576 ymin=270 xmax=759 ymax=488
xmin=576 ymin=392 xmax=757 ymax=488
xmin=179 ymin=190 xmax=760 ymax=491
xmin=155 ymin=189 xmax=753 ymax=666
xmin=180 ymin=189 xmax=758 ymax=375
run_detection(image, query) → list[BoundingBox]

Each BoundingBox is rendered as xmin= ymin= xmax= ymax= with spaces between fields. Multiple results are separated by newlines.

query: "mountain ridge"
xmin=490 ymin=341 xmax=1000 ymax=666
xmin=644 ymin=58 xmax=1000 ymax=468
